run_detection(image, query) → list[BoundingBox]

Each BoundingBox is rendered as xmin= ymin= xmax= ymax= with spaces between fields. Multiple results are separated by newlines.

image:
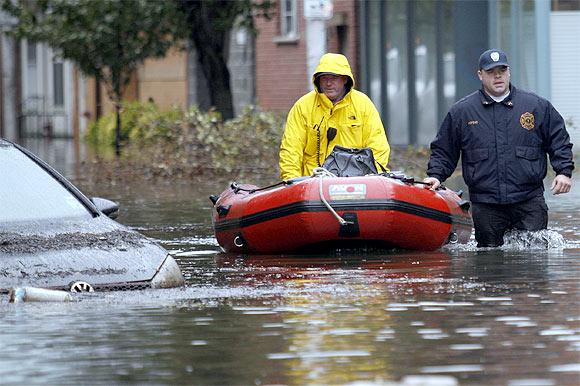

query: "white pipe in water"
xmin=8 ymin=287 xmax=73 ymax=303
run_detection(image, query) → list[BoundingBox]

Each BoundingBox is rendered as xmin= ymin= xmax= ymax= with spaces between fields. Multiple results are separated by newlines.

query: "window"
xmin=27 ymin=41 xmax=37 ymax=65
xmin=280 ymin=0 xmax=297 ymax=37
xmin=552 ymin=0 xmax=580 ymax=11
xmin=0 ymin=146 xmax=91 ymax=223
xmin=25 ymin=40 xmax=38 ymax=100
xmin=53 ymin=60 xmax=64 ymax=107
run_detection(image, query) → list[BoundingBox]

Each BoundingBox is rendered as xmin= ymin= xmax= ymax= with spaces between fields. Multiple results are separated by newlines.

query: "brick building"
xmin=254 ymin=0 xmax=358 ymax=113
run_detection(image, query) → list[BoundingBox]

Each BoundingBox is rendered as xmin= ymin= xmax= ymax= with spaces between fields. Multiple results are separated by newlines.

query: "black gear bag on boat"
xmin=322 ymin=145 xmax=381 ymax=177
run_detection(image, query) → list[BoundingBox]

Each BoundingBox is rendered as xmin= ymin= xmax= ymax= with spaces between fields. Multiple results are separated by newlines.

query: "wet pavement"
xmin=0 ymin=139 xmax=578 ymax=385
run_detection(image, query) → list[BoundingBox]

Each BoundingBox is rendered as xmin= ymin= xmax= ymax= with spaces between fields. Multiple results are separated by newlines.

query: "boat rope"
xmin=231 ymin=181 xmax=288 ymax=194
xmin=379 ymin=171 xmax=436 ymax=187
xmin=312 ymin=167 xmax=353 ymax=226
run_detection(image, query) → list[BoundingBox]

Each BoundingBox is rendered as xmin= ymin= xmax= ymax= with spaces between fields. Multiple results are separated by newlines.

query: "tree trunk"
xmin=181 ymin=0 xmax=236 ymax=120
xmin=196 ymin=43 xmax=234 ymax=120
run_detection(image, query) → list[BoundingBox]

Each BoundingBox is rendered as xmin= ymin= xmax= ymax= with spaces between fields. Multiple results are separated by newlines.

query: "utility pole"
xmin=304 ymin=0 xmax=333 ymax=90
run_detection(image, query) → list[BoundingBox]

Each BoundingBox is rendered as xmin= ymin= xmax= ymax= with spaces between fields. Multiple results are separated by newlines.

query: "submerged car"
xmin=0 ymin=138 xmax=184 ymax=293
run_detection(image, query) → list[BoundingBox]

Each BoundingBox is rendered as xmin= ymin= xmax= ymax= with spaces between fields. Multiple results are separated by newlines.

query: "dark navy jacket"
xmin=427 ymin=85 xmax=574 ymax=204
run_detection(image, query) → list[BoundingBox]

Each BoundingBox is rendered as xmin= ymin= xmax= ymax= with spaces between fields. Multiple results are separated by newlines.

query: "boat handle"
xmin=216 ymin=205 xmax=231 ymax=217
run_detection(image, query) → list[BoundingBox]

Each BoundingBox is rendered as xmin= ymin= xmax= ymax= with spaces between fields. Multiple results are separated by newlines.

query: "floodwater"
xmin=1 ymin=139 xmax=579 ymax=386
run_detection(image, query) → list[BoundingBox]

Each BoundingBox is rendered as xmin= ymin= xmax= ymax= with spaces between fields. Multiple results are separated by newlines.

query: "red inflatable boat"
xmin=211 ymin=173 xmax=472 ymax=253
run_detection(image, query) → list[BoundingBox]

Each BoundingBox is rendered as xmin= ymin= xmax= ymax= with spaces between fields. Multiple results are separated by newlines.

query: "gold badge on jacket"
xmin=520 ymin=112 xmax=535 ymax=130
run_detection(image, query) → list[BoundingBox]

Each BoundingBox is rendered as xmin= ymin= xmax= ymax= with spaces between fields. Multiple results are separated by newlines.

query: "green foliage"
xmin=86 ymin=102 xmax=285 ymax=177
xmin=205 ymin=106 xmax=285 ymax=173
xmin=83 ymin=102 xmax=439 ymax=181
xmin=86 ymin=101 xmax=182 ymax=147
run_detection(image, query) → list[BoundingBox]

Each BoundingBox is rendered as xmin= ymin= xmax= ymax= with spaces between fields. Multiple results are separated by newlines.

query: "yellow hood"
xmin=312 ymin=53 xmax=355 ymax=93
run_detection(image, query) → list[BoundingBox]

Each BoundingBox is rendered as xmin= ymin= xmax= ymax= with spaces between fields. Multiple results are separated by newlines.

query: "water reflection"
xmin=20 ymin=137 xmax=87 ymax=179
xmin=215 ymin=250 xmax=452 ymax=284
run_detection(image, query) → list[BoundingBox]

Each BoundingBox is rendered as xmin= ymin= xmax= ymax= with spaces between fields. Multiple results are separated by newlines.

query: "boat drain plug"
xmin=233 ymin=235 xmax=245 ymax=248
xmin=447 ymin=232 xmax=459 ymax=244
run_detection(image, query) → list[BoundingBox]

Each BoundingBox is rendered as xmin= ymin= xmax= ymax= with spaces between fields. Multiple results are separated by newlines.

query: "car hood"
xmin=0 ymin=216 xmax=171 ymax=292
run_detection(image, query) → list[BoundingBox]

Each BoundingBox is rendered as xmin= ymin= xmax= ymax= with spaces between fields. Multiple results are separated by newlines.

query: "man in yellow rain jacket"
xmin=279 ymin=53 xmax=390 ymax=180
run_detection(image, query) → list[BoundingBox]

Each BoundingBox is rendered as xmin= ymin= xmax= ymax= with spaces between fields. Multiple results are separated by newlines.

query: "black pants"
xmin=471 ymin=195 xmax=548 ymax=247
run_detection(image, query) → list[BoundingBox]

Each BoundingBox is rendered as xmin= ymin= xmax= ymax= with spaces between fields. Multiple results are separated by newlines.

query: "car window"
xmin=0 ymin=146 xmax=92 ymax=222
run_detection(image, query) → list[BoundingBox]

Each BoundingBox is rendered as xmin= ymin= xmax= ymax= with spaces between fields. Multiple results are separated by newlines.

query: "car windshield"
xmin=0 ymin=145 xmax=92 ymax=223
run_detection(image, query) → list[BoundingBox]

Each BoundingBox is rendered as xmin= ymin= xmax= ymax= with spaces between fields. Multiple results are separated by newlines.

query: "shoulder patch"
xmin=520 ymin=112 xmax=535 ymax=130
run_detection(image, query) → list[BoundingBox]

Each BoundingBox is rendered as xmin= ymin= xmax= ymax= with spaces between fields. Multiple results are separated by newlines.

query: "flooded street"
xmin=1 ymin=139 xmax=578 ymax=385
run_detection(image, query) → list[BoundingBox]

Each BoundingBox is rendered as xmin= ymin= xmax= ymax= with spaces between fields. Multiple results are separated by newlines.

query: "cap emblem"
xmin=520 ymin=112 xmax=535 ymax=130
xmin=490 ymin=52 xmax=500 ymax=62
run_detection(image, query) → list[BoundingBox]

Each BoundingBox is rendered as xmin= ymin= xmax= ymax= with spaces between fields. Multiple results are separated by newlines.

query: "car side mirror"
xmin=91 ymin=197 xmax=119 ymax=219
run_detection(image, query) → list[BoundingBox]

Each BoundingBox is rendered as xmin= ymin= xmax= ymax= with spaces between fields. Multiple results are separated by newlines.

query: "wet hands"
xmin=551 ymin=174 xmax=572 ymax=195
xmin=423 ymin=175 xmax=571 ymax=194
xmin=423 ymin=177 xmax=441 ymax=190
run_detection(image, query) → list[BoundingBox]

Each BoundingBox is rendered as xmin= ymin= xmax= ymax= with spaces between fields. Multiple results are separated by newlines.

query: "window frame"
xmin=276 ymin=0 xmax=299 ymax=43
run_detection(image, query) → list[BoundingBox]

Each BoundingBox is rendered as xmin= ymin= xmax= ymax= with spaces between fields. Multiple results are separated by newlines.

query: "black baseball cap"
xmin=478 ymin=49 xmax=509 ymax=70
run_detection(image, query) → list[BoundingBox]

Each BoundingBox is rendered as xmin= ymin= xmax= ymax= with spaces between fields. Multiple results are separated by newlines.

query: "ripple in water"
xmin=502 ymin=229 xmax=566 ymax=250
xmin=447 ymin=229 xmax=568 ymax=251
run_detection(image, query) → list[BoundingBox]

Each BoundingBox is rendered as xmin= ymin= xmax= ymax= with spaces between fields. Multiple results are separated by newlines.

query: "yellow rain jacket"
xmin=279 ymin=53 xmax=390 ymax=180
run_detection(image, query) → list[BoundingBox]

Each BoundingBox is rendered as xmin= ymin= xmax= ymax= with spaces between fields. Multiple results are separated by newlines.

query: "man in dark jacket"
xmin=424 ymin=49 xmax=574 ymax=247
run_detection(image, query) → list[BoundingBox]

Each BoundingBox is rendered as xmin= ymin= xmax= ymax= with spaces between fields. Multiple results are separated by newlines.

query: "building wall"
xmin=550 ymin=10 xmax=580 ymax=146
xmin=82 ymin=47 xmax=187 ymax=125
xmin=229 ymin=26 xmax=256 ymax=115
xmin=138 ymin=48 xmax=188 ymax=110
xmin=83 ymin=70 xmax=138 ymax=120
xmin=255 ymin=1 xmax=308 ymax=113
